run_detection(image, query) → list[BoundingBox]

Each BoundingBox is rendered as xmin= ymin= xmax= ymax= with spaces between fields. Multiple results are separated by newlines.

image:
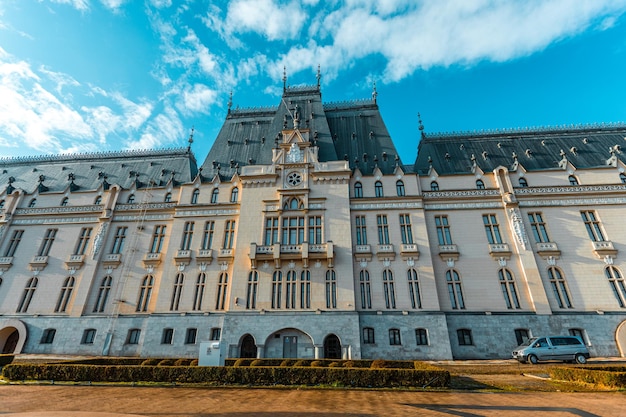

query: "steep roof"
xmin=201 ymin=85 xmax=403 ymax=177
xmin=0 ymin=148 xmax=198 ymax=195
xmin=415 ymin=124 xmax=626 ymax=175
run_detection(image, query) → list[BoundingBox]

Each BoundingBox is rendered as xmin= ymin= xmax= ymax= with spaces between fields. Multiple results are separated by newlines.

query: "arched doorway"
xmin=240 ymin=334 xmax=257 ymax=358
xmin=323 ymin=334 xmax=341 ymax=359
xmin=2 ymin=330 xmax=18 ymax=354
xmin=0 ymin=320 xmax=27 ymax=354
xmin=617 ymin=320 xmax=626 ymax=357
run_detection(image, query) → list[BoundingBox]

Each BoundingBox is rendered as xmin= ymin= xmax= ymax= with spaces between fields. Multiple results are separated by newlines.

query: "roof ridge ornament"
xmin=283 ymin=66 xmax=287 ymax=92
xmin=418 ymin=112 xmax=425 ymax=139
xmin=372 ymin=81 xmax=377 ymax=104
xmin=316 ymin=64 xmax=321 ymax=90
xmin=187 ymin=126 xmax=194 ymax=151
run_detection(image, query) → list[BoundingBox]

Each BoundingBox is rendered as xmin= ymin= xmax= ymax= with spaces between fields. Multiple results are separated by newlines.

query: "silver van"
xmin=512 ymin=336 xmax=590 ymax=364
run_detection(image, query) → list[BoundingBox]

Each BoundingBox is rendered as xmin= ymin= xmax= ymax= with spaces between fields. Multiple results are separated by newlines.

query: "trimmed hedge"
xmin=549 ymin=366 xmax=626 ymax=388
xmin=0 ymin=354 xmax=15 ymax=367
xmin=1 ymin=363 xmax=450 ymax=389
xmin=223 ymin=358 xmax=433 ymax=369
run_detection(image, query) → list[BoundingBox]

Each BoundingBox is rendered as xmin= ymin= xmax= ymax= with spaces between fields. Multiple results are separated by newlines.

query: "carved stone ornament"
xmin=604 ymin=255 xmax=614 ymax=265
xmin=359 ymin=259 xmax=368 ymax=268
xmin=446 ymin=258 xmax=455 ymax=268
xmin=286 ymin=142 xmax=303 ymax=163
xmin=92 ymin=223 xmax=108 ymax=259
xmin=547 ymin=256 xmax=557 ymax=266
xmin=406 ymin=258 xmax=415 ymax=267
xmin=508 ymin=207 xmax=530 ymax=250
xmin=498 ymin=257 xmax=507 ymax=267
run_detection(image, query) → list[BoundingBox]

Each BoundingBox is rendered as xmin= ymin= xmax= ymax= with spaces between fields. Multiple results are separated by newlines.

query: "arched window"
xmin=271 ymin=271 xmax=282 ymax=309
xmin=164 ymin=192 xmax=172 ymax=202
xmin=136 ymin=275 xmax=154 ymax=312
xmin=363 ymin=327 xmax=375 ymax=344
xmin=170 ymin=273 xmax=184 ymax=311
xmin=126 ymin=328 xmax=141 ymax=344
xmin=193 ymin=272 xmax=206 ymax=311
xmin=215 ymin=272 xmax=228 ymax=310
xmin=415 ymin=328 xmax=428 ymax=345
xmin=446 ymin=269 xmax=465 ymax=309
xmin=389 ymin=328 xmax=401 ymax=345
xmin=28 ymin=198 xmax=37 ymax=208
xmin=246 ymin=271 xmax=258 ymax=309
xmin=17 ymin=277 xmax=38 ymax=313
xmin=620 ymin=173 xmax=626 ymax=184
xmin=382 ymin=269 xmax=396 ymax=309
xmin=548 ymin=267 xmax=572 ymax=308
xmin=407 ymin=268 xmax=421 ymax=309
xmin=55 ymin=276 xmax=75 ymax=313
xmin=518 ymin=177 xmax=528 ymax=187
xmin=211 ymin=188 xmax=219 ymax=204
xmin=374 ymin=181 xmax=384 ymax=197
xmin=191 ymin=189 xmax=200 ymax=204
xmin=285 ymin=197 xmax=301 ymax=210
xmin=457 ymin=329 xmax=473 ymax=345
xmin=359 ymin=270 xmax=371 ymax=309
xmin=286 ymin=270 xmax=297 ymax=309
xmin=499 ymin=269 xmax=520 ymax=309
xmin=326 ymin=269 xmax=337 ymax=309
xmin=476 ymin=179 xmax=485 ymax=190
xmin=94 ymin=196 xmax=102 ymax=205
xmin=60 ymin=197 xmax=69 ymax=206
xmin=300 ymin=270 xmax=311 ymax=308
xmin=605 ymin=266 xmax=626 ymax=307
xmin=93 ymin=276 xmax=112 ymax=313
xmin=568 ymin=175 xmax=579 ymax=185
xmin=127 ymin=194 xmax=135 ymax=204
xmin=230 ymin=187 xmax=239 ymax=203
xmin=396 ymin=180 xmax=405 ymax=196
xmin=354 ymin=182 xmax=363 ymax=198
xmin=430 ymin=181 xmax=439 ymax=191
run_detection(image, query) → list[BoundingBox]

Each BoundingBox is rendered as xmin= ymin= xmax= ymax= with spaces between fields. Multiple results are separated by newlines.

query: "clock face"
xmin=287 ymin=171 xmax=303 ymax=187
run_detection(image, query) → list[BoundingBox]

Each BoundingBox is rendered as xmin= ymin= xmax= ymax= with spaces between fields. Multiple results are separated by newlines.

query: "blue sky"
xmin=1 ymin=1 xmax=626 ymax=165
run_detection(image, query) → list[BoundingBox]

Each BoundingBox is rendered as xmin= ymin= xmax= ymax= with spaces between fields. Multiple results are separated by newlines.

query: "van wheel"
xmin=528 ymin=354 xmax=538 ymax=365
xmin=575 ymin=354 xmax=587 ymax=364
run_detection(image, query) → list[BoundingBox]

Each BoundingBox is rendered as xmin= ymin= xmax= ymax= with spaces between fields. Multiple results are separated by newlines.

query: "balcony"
xmin=488 ymin=243 xmax=512 ymax=260
xmin=218 ymin=248 xmax=234 ymax=263
xmin=102 ymin=253 xmax=122 ymax=269
xmin=535 ymin=242 xmax=561 ymax=259
xmin=29 ymin=255 xmax=48 ymax=271
xmin=353 ymin=244 xmax=372 ymax=262
xmin=142 ymin=252 xmax=162 ymax=268
xmin=174 ymin=249 xmax=192 ymax=265
xmin=249 ymin=242 xmax=334 ymax=269
xmin=376 ymin=244 xmax=395 ymax=261
xmin=400 ymin=243 xmax=420 ymax=261
xmin=0 ymin=256 xmax=13 ymax=270
xmin=65 ymin=254 xmax=85 ymax=270
xmin=438 ymin=244 xmax=459 ymax=262
xmin=591 ymin=240 xmax=617 ymax=258
xmin=196 ymin=249 xmax=214 ymax=264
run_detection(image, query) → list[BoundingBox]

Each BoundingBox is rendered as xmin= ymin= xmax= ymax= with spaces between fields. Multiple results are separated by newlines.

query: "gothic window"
xmin=499 ymin=269 xmax=520 ymax=309
xmin=326 ymin=269 xmax=337 ymax=308
xmin=94 ymin=196 xmax=102 ymax=205
xmin=483 ymin=214 xmax=503 ymax=244
xmin=74 ymin=227 xmax=93 ymax=255
xmin=264 ymin=217 xmax=279 ymax=245
xmin=230 ymin=187 xmax=239 ymax=202
xmin=620 ymin=173 xmax=626 ymax=184
xmin=17 ymin=277 xmax=38 ymax=313
xmin=246 ymin=271 xmax=258 ymax=309
xmin=548 ymin=267 xmax=572 ymax=308
xmin=55 ymin=276 xmax=75 ymax=313
xmin=399 ymin=214 xmax=413 ymax=244
xmin=446 ymin=269 xmax=465 ymax=309
xmin=222 ymin=220 xmax=236 ymax=249
xmin=383 ymin=269 xmax=396 ymax=309
xmin=430 ymin=181 xmax=439 ymax=191
xmin=136 ymin=275 xmax=154 ymax=312
xmin=170 ymin=273 xmax=184 ymax=311
xmin=300 ymin=270 xmax=311 ymax=309
xmin=568 ymin=175 xmax=579 ymax=185
xmin=93 ymin=276 xmax=112 ymax=313
xmin=605 ymin=266 xmax=626 ymax=307
xmin=374 ymin=181 xmax=384 ymax=197
xmin=215 ymin=272 xmax=228 ymax=310
xmin=164 ymin=192 xmax=172 ymax=202
xmin=476 ymin=179 xmax=485 ymax=190
xmin=38 ymin=228 xmax=57 ymax=256
xmin=201 ymin=221 xmax=214 ymax=250
xmin=181 ymin=221 xmax=194 ymax=250
xmin=377 ymin=215 xmax=390 ymax=244
xmin=60 ymin=197 xmax=69 ymax=206
xmin=286 ymin=270 xmax=297 ymax=309
xmin=28 ymin=198 xmax=36 ymax=208
xmin=150 ymin=225 xmax=167 ymax=253
xmin=354 ymin=182 xmax=363 ymax=198
xmin=407 ymin=268 xmax=422 ymax=309
xmin=127 ymin=194 xmax=135 ymax=204
xmin=308 ymin=216 xmax=322 ymax=244
xmin=211 ymin=188 xmax=219 ymax=204
xmin=271 ymin=271 xmax=282 ymax=309
xmin=528 ymin=212 xmax=550 ymax=243
xmin=359 ymin=270 xmax=372 ymax=309
xmin=193 ymin=273 xmax=206 ymax=311
xmin=191 ymin=189 xmax=200 ymax=204
xmin=518 ymin=177 xmax=528 ymax=187
xmin=581 ymin=210 xmax=606 ymax=242
xmin=396 ymin=180 xmax=405 ymax=196
xmin=355 ymin=215 xmax=367 ymax=245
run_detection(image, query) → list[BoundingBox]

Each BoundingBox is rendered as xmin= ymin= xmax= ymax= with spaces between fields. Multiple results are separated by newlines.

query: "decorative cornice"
xmin=323 ymin=98 xmax=376 ymax=111
xmin=12 ymin=217 xmax=100 ymax=225
xmin=116 ymin=203 xmax=177 ymax=211
xmin=351 ymin=202 xmax=423 ymax=210
xmin=15 ymin=205 xmax=103 ymax=215
xmin=520 ymin=198 xmax=626 ymax=207
xmin=425 ymin=202 xmax=503 ymax=210
xmin=175 ymin=209 xmax=239 ymax=217
xmin=0 ymin=148 xmax=191 ymax=166
xmin=423 ymin=189 xmax=501 ymax=199
xmin=113 ymin=214 xmax=172 ymax=222
xmin=515 ymin=184 xmax=626 ymax=195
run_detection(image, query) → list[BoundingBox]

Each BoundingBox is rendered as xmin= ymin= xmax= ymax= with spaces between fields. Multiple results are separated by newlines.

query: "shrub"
xmin=328 ymin=361 xmax=342 ymax=368
xmin=157 ymin=359 xmax=175 ymax=367
xmin=310 ymin=361 xmax=325 ymax=367
xmin=189 ymin=359 xmax=198 ymax=366
xmin=549 ymin=366 xmax=626 ymax=388
xmin=293 ymin=360 xmax=309 ymax=367
xmin=280 ymin=360 xmax=293 ymax=367
xmin=249 ymin=360 xmax=264 ymax=367
xmin=174 ymin=359 xmax=191 ymax=366
xmin=342 ymin=361 xmax=354 ymax=368
xmin=140 ymin=358 xmax=160 ymax=366
xmin=0 ymin=354 xmax=15 ymax=367
xmin=233 ymin=359 xmax=249 ymax=367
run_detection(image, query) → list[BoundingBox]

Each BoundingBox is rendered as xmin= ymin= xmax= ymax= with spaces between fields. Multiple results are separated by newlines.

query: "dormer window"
xmin=60 ymin=197 xmax=69 ymax=207
xmin=230 ymin=187 xmax=239 ymax=203
xmin=284 ymin=197 xmax=302 ymax=210
xmin=476 ymin=180 xmax=485 ymax=190
xmin=620 ymin=173 xmax=626 ymax=184
xmin=127 ymin=194 xmax=135 ymax=204
xmin=94 ymin=196 xmax=102 ymax=205
xmin=164 ymin=193 xmax=171 ymax=203
xmin=211 ymin=188 xmax=219 ymax=204
xmin=568 ymin=175 xmax=579 ymax=186
xmin=396 ymin=180 xmax=405 ymax=196
xmin=191 ymin=189 xmax=200 ymax=204
xmin=28 ymin=198 xmax=37 ymax=208
xmin=354 ymin=182 xmax=363 ymax=198
xmin=430 ymin=181 xmax=439 ymax=191
xmin=518 ymin=178 xmax=528 ymax=188
xmin=374 ymin=181 xmax=384 ymax=197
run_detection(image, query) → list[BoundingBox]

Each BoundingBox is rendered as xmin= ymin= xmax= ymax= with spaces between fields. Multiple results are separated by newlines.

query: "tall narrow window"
xmin=326 ymin=269 xmax=337 ymax=308
xmin=93 ymin=276 xmax=112 ymax=312
xmin=282 ymin=216 xmax=305 ymax=244
xmin=383 ymin=269 xmax=396 ymax=309
xmin=359 ymin=270 xmax=372 ymax=309
xmin=38 ymin=228 xmax=57 ymax=256
xmin=230 ymin=187 xmax=239 ymax=203
xmin=415 ymin=328 xmax=428 ymax=345
xmin=17 ymin=277 xmax=38 ymax=313
xmin=446 ymin=269 xmax=465 ymax=309
xmin=170 ymin=273 xmax=184 ymax=311
xmin=499 ymin=269 xmax=520 ymax=309
xmin=55 ymin=276 xmax=75 ymax=313
xmin=518 ymin=177 xmax=528 ymax=187
xmin=191 ymin=189 xmax=200 ymax=204
xmin=192 ymin=273 xmax=206 ymax=310
xmin=308 ymin=216 xmax=322 ymax=244
xmin=482 ymin=214 xmax=503 ymax=244
xmin=363 ymin=327 xmax=375 ymax=344
xmin=185 ymin=328 xmax=197 ymax=344
xmin=407 ymin=269 xmax=422 ymax=309
xmin=430 ymin=181 xmax=439 ymax=191
xmin=548 ymin=267 xmax=572 ymax=308
xmin=389 ymin=329 xmax=401 ymax=345
xmin=435 ymin=215 xmax=453 ymax=245
xmin=605 ymin=266 xmax=626 ymax=308
xmin=246 ymin=271 xmax=258 ymax=309
xmin=127 ymin=194 xmax=135 ymax=204
xmin=374 ymin=181 xmax=384 ymax=197
xmin=300 ymin=270 xmax=311 ymax=309
xmin=4 ymin=230 xmax=24 ymax=257
xmin=215 ymin=272 xmax=228 ymax=310
xmin=457 ymin=329 xmax=473 ymax=345
xmin=528 ymin=212 xmax=550 ymax=243
xmin=222 ymin=220 xmax=236 ymax=249
xmin=581 ymin=210 xmax=605 ymax=242
xmin=74 ymin=227 xmax=93 ymax=255
xmin=136 ymin=275 xmax=154 ymax=312
xmin=377 ymin=215 xmax=390 ymax=244
xmin=181 ymin=221 xmax=194 ymax=250
xmin=264 ymin=217 xmax=279 ymax=245
xmin=568 ymin=175 xmax=579 ymax=185
xmin=399 ymin=214 xmax=413 ymax=244
xmin=396 ymin=180 xmax=405 ymax=196
xmin=127 ymin=329 xmax=141 ymax=344
xmin=515 ymin=328 xmax=530 ymax=345
xmin=111 ymin=227 xmax=127 ymax=254
xmin=210 ymin=188 xmax=219 ymax=204
xmin=201 ymin=221 xmax=214 ymax=250
xmin=355 ymin=215 xmax=367 ymax=245
xmin=40 ymin=329 xmax=56 ymax=344
xmin=271 ymin=271 xmax=282 ymax=309
xmin=354 ymin=182 xmax=363 ymax=198
xmin=82 ymin=329 xmax=97 ymax=344
xmin=161 ymin=328 xmax=174 ymax=344
xmin=286 ymin=270 xmax=297 ymax=309
xmin=476 ymin=179 xmax=485 ymax=190
xmin=150 ymin=225 xmax=167 ymax=253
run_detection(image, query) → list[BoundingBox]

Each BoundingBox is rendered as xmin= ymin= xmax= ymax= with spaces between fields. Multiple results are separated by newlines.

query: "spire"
xmin=227 ymin=91 xmax=232 ymax=114
xmin=418 ymin=112 xmax=425 ymax=139
xmin=316 ymin=64 xmax=321 ymax=90
xmin=282 ymin=66 xmax=287 ymax=92
xmin=187 ymin=126 xmax=195 ymax=151
xmin=372 ymin=81 xmax=378 ymax=104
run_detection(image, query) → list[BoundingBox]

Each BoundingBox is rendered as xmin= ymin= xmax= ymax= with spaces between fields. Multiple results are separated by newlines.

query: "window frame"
xmin=457 ymin=329 xmax=473 ymax=346
xmin=415 ymin=328 xmax=429 ymax=346
xmin=389 ymin=328 xmax=402 ymax=346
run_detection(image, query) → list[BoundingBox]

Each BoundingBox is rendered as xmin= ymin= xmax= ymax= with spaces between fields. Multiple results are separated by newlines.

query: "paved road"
xmin=0 ymin=385 xmax=625 ymax=417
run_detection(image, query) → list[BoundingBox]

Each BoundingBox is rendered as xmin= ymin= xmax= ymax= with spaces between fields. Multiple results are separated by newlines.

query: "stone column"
xmin=256 ymin=344 xmax=265 ymax=359
xmin=314 ymin=344 xmax=322 ymax=359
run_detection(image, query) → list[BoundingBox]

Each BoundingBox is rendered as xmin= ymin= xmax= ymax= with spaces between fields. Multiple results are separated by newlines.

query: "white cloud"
xmin=100 ymin=0 xmax=126 ymax=11
xmin=179 ymin=83 xmax=217 ymax=114
xmin=128 ymin=105 xmax=183 ymax=149
xmin=149 ymin=0 xmax=172 ymax=8
xmin=223 ymin=0 xmax=307 ymax=41
xmin=48 ymin=0 xmax=90 ymax=11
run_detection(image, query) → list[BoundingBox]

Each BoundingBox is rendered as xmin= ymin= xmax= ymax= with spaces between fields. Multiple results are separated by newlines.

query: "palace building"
xmin=1 ymin=80 xmax=626 ymax=360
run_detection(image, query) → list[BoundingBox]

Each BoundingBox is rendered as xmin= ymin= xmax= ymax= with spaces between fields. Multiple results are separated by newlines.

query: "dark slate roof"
xmin=415 ymin=124 xmax=626 ymax=175
xmin=201 ymin=85 xmax=403 ymax=177
xmin=0 ymin=148 xmax=198 ymax=195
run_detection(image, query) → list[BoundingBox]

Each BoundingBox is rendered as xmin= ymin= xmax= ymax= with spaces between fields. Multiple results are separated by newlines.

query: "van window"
xmin=549 ymin=336 xmax=582 ymax=346
xmin=534 ymin=338 xmax=548 ymax=348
